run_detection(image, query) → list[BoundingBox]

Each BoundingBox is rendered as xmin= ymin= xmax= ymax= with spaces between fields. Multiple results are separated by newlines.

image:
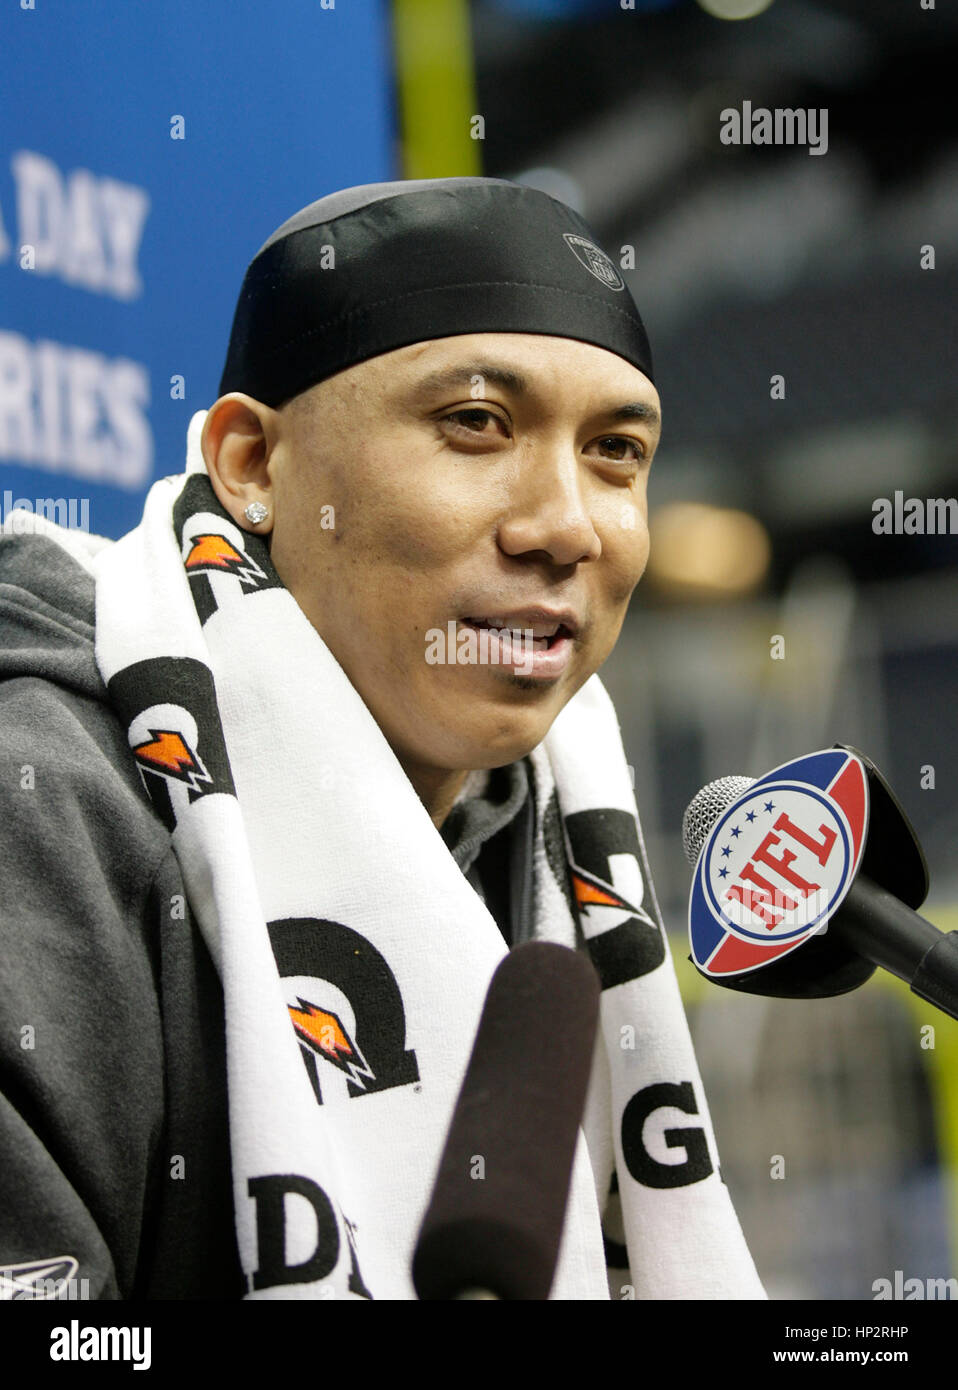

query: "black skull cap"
xmin=218 ymin=175 xmax=654 ymax=406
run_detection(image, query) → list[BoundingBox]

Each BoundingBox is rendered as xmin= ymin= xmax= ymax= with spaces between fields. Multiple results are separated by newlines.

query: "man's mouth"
xmin=461 ymin=617 xmax=571 ymax=651
xmin=452 ymin=611 xmax=579 ymax=681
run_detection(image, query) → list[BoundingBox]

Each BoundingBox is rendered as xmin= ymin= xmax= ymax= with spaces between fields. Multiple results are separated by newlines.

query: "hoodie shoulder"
xmin=0 ymin=527 xmax=172 ymax=873
xmin=0 ymin=531 xmax=103 ymax=699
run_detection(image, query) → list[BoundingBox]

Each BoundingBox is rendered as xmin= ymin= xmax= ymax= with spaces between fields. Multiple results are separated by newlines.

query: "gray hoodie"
xmin=0 ymin=530 xmax=247 ymax=1298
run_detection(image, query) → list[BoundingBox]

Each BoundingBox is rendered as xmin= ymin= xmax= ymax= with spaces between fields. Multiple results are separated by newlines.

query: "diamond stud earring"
xmin=244 ymin=501 xmax=269 ymax=525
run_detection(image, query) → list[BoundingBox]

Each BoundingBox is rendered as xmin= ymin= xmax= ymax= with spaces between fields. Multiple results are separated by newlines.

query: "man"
xmin=0 ymin=177 xmax=764 ymax=1299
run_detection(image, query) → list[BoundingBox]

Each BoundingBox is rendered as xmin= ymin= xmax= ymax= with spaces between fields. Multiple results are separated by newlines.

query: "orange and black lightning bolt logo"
xmin=289 ymin=998 xmax=376 ymax=1091
xmin=132 ymin=729 xmax=213 ymax=794
xmin=570 ymin=867 xmax=643 ymax=919
xmin=184 ymin=533 xmax=266 ymax=586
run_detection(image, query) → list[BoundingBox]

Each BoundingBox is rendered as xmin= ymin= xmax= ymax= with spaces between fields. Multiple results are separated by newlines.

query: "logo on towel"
xmin=563 ymin=808 xmax=665 ymax=988
xmin=562 ymin=233 xmax=625 ymax=291
xmin=288 ymin=998 xmax=376 ymax=1092
xmin=124 ymin=697 xmax=232 ymax=830
xmin=184 ymin=532 xmax=267 ymax=586
xmin=132 ymin=728 xmax=212 ymax=794
xmin=107 ymin=659 xmax=238 ymax=833
xmin=268 ymin=918 xmax=420 ymax=1106
xmin=174 ymin=488 xmax=283 ymax=624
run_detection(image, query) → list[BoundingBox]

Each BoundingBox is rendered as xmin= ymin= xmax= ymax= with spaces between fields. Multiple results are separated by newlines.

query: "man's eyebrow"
xmin=604 ymin=401 xmax=661 ymax=433
xmin=410 ymin=361 xmax=661 ymax=433
xmin=411 ymin=363 xmax=529 ymax=397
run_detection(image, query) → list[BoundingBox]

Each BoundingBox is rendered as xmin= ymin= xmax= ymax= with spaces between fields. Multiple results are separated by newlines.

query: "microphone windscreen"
xmin=682 ymin=775 xmax=754 ymax=866
xmin=412 ymin=940 xmax=600 ymax=1301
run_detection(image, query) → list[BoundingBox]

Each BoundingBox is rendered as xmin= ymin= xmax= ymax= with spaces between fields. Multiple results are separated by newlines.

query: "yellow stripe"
xmin=392 ymin=0 xmax=481 ymax=179
xmin=905 ymin=906 xmax=958 ymax=1274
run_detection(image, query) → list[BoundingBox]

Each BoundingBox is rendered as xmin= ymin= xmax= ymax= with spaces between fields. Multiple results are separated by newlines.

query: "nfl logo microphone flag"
xmin=690 ymin=749 xmax=869 ymax=979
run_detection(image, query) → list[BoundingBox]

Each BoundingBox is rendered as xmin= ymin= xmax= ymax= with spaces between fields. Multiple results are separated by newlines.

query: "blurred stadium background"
xmin=3 ymin=0 xmax=955 ymax=1300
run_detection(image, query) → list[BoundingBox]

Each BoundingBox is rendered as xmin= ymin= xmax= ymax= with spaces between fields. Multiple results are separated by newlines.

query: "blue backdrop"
xmin=0 ymin=0 xmax=395 ymax=537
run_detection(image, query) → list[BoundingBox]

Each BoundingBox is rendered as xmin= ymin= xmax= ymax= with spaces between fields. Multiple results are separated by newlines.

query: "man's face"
xmin=266 ymin=333 xmax=661 ymax=783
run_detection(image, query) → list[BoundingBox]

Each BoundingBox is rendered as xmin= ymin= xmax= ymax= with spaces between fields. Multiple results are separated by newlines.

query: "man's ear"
xmin=200 ymin=393 xmax=278 ymax=533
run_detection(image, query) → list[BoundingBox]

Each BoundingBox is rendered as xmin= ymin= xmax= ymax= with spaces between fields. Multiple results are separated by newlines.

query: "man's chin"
xmin=429 ymin=710 xmax=564 ymax=772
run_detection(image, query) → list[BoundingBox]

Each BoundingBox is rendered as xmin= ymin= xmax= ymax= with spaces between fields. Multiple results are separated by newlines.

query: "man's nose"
xmin=496 ymin=441 xmax=602 ymax=567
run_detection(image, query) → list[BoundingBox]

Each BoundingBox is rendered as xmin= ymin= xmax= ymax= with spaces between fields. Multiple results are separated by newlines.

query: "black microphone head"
xmin=412 ymin=940 xmax=600 ymax=1301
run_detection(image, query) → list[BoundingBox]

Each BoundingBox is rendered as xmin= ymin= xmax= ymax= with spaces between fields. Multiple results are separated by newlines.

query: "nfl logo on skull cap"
xmin=689 ymin=749 xmax=869 ymax=978
xmin=562 ymin=234 xmax=625 ymax=291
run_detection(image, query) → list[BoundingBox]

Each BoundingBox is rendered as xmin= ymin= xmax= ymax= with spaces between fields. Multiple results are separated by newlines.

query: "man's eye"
xmin=594 ymin=436 xmax=645 ymax=463
xmin=443 ymin=408 xmax=503 ymax=434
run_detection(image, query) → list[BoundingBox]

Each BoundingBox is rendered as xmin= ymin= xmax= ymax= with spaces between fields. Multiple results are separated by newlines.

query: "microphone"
xmin=411 ymin=940 xmax=600 ymax=1301
xmin=682 ymin=744 xmax=958 ymax=1021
